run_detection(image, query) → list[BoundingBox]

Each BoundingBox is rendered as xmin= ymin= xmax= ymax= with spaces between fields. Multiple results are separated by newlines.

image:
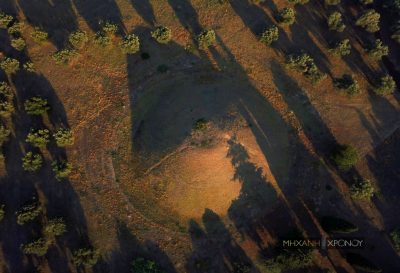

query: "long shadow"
xmin=16 ymin=0 xmax=78 ymax=49
xmin=0 ymin=10 xmax=92 ymax=273
xmin=186 ymin=209 xmax=259 ymax=273
xmin=226 ymin=137 xmax=278 ymax=246
xmin=102 ymin=221 xmax=177 ymax=273
xmin=166 ymin=0 xmax=202 ymax=34
xmin=129 ymin=0 xmax=156 ymax=26
xmin=72 ymin=0 xmax=125 ymax=33
xmin=228 ymin=0 xmax=274 ymax=37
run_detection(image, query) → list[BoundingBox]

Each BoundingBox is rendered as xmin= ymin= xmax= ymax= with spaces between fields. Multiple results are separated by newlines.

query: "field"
xmin=0 ymin=0 xmax=399 ymax=272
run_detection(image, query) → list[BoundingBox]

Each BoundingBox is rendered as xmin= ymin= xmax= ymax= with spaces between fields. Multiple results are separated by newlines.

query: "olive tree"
xmin=366 ymin=39 xmax=389 ymax=60
xmin=22 ymin=152 xmax=43 ymax=172
xmin=24 ymin=97 xmax=50 ymax=115
xmin=119 ymin=34 xmax=140 ymax=54
xmin=26 ymin=129 xmax=50 ymax=148
xmin=0 ymin=57 xmax=20 ymax=74
xmin=21 ymin=238 xmax=49 ymax=256
xmin=278 ymin=8 xmax=296 ymax=25
xmin=356 ymin=9 xmax=380 ymax=32
xmin=53 ymin=128 xmax=74 ymax=147
xmin=52 ymin=160 xmax=73 ymax=180
xmin=327 ymin=12 xmax=346 ymax=32
xmin=197 ymin=29 xmax=216 ymax=50
xmin=334 ymin=74 xmax=360 ymax=96
xmin=329 ymin=39 xmax=351 ymax=56
xmin=151 ymin=26 xmax=172 ymax=44
xmin=374 ymin=75 xmax=396 ymax=95
xmin=331 ymin=144 xmax=360 ymax=170
xmin=260 ymin=25 xmax=279 ymax=45
xmin=16 ymin=201 xmax=42 ymax=225
xmin=73 ymin=248 xmax=100 ymax=267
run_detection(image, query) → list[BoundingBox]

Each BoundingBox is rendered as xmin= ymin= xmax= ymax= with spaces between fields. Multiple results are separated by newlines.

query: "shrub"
xmin=0 ymin=125 xmax=11 ymax=145
xmin=356 ymin=9 xmax=380 ymax=32
xmin=278 ymin=7 xmax=296 ymax=25
xmin=11 ymin=38 xmax=26 ymax=51
xmin=374 ymin=75 xmax=396 ymax=95
xmin=0 ymin=101 xmax=14 ymax=117
xmin=22 ymin=152 xmax=43 ymax=172
xmin=0 ymin=204 xmax=5 ymax=222
xmin=132 ymin=257 xmax=165 ymax=273
xmin=260 ymin=25 xmax=279 ymax=45
xmin=31 ymin=28 xmax=48 ymax=43
xmin=102 ymin=22 xmax=119 ymax=35
xmin=0 ymin=57 xmax=20 ymax=74
xmin=193 ymin=118 xmax=208 ymax=131
xmin=21 ymin=238 xmax=49 ymax=256
xmin=24 ymin=97 xmax=50 ymax=115
xmin=94 ymin=31 xmax=111 ymax=47
xmin=331 ymin=144 xmax=359 ymax=170
xmin=44 ymin=218 xmax=67 ymax=238
xmin=366 ymin=39 xmax=389 ymax=60
xmin=346 ymin=253 xmax=382 ymax=272
xmin=350 ymin=178 xmax=375 ymax=200
xmin=390 ymin=229 xmax=400 ymax=252
xmin=0 ymin=82 xmax=13 ymax=99
xmin=197 ymin=29 xmax=216 ymax=50
xmin=119 ymin=34 xmax=140 ymax=54
xmin=325 ymin=0 xmax=340 ymax=5
xmin=151 ymin=26 xmax=172 ymax=44
xmin=16 ymin=201 xmax=42 ymax=225
xmin=26 ymin=129 xmax=50 ymax=148
xmin=7 ymin=21 xmax=24 ymax=34
xmin=73 ymin=248 xmax=100 ymax=267
xmin=333 ymin=74 xmax=360 ymax=96
xmin=69 ymin=30 xmax=89 ymax=49
xmin=0 ymin=13 xmax=13 ymax=29
xmin=329 ymin=39 xmax=351 ymax=56
xmin=263 ymin=249 xmax=314 ymax=272
xmin=288 ymin=0 xmax=309 ymax=5
xmin=53 ymin=49 xmax=77 ymax=65
xmin=286 ymin=53 xmax=326 ymax=83
xmin=52 ymin=160 xmax=72 ymax=180
xmin=327 ymin=12 xmax=346 ymax=32
xmin=320 ymin=216 xmax=358 ymax=233
xmin=53 ymin=128 xmax=74 ymax=147
xmin=23 ymin=62 xmax=35 ymax=72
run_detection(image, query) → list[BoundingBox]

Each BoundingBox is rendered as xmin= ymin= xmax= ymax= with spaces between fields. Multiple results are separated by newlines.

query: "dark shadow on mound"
xmin=186 ymin=209 xmax=259 ymax=273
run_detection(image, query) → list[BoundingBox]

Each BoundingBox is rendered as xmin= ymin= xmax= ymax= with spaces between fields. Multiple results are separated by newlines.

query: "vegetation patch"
xmin=333 ymin=74 xmax=360 ymax=96
xmin=350 ymin=178 xmax=375 ymax=200
xmin=331 ymin=144 xmax=359 ymax=170
xmin=197 ymin=29 xmax=216 ymax=50
xmin=52 ymin=160 xmax=73 ymax=180
xmin=260 ymin=25 xmax=279 ymax=46
xmin=151 ymin=26 xmax=172 ymax=44
xmin=73 ymin=248 xmax=100 ymax=268
xmin=53 ymin=49 xmax=78 ymax=65
xmin=131 ymin=257 xmax=165 ymax=273
xmin=24 ymin=97 xmax=50 ymax=115
xmin=285 ymin=53 xmax=326 ymax=83
xmin=0 ymin=57 xmax=20 ymax=74
xmin=22 ymin=152 xmax=43 ymax=172
xmin=374 ymin=75 xmax=396 ymax=95
xmin=278 ymin=8 xmax=296 ymax=25
xmin=16 ymin=201 xmax=42 ymax=225
xmin=119 ymin=34 xmax=140 ymax=54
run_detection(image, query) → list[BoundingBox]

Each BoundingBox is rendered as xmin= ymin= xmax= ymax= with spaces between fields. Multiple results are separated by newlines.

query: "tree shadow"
xmin=0 ymin=13 xmax=92 ymax=273
xmin=228 ymin=0 xmax=274 ymax=37
xmin=166 ymin=0 xmax=202 ymax=34
xmin=129 ymin=0 xmax=156 ymax=26
xmin=102 ymin=221 xmax=177 ymax=273
xmin=72 ymin=0 xmax=125 ymax=33
xmin=186 ymin=209 xmax=259 ymax=273
xmin=16 ymin=0 xmax=78 ymax=49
